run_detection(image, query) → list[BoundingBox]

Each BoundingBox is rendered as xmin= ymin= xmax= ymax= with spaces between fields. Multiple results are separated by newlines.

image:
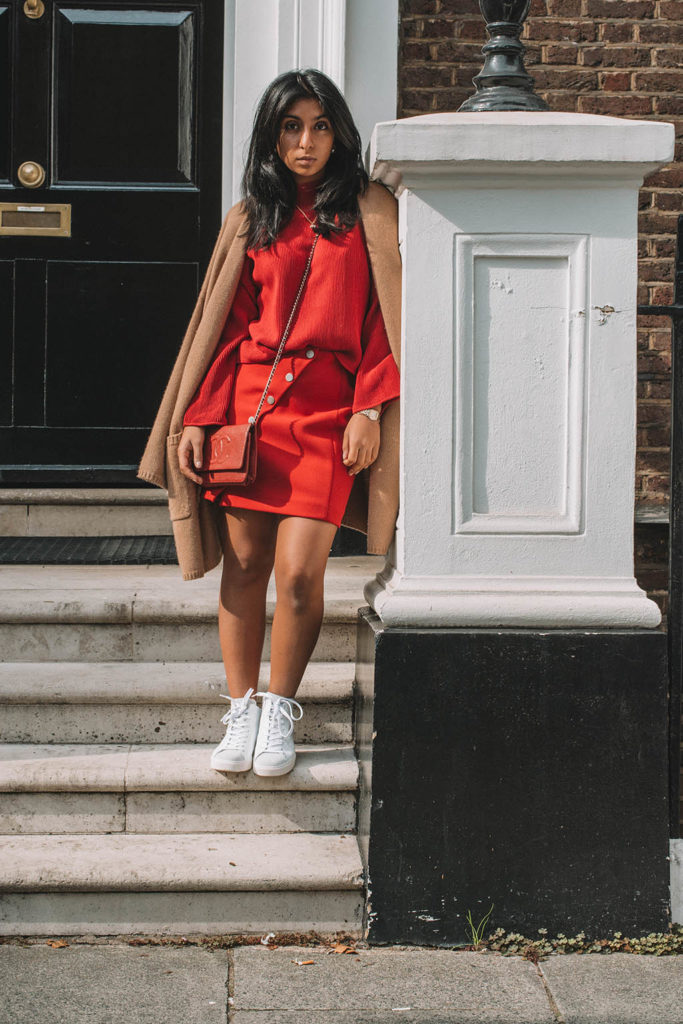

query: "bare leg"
xmin=269 ymin=515 xmax=338 ymax=698
xmin=218 ymin=507 xmax=279 ymax=698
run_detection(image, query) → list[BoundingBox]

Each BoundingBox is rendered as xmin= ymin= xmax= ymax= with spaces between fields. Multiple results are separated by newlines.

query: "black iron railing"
xmin=638 ymin=213 xmax=683 ymax=838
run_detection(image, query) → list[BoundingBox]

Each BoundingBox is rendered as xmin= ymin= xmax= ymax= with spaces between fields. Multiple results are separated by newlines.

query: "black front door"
xmin=0 ymin=0 xmax=223 ymax=483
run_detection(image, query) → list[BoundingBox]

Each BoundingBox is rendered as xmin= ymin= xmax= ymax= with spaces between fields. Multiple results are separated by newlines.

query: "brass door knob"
xmin=17 ymin=161 xmax=46 ymax=188
xmin=24 ymin=0 xmax=45 ymax=18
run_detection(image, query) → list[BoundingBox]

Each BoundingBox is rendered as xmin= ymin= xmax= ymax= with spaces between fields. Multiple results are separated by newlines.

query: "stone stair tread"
xmin=0 ymin=742 xmax=358 ymax=792
xmin=0 ymin=558 xmax=381 ymax=624
xmin=0 ymin=590 xmax=363 ymax=624
xmin=0 ymin=488 xmax=168 ymax=505
xmin=0 ymin=661 xmax=353 ymax=704
xmin=0 ymin=831 xmax=364 ymax=891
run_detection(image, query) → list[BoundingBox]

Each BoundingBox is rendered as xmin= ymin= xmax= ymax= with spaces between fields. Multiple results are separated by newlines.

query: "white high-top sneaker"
xmin=252 ymin=692 xmax=304 ymax=777
xmin=210 ymin=686 xmax=261 ymax=772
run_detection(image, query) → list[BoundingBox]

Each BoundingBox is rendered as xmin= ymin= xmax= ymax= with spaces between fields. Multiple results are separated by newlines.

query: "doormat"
xmin=0 ymin=536 xmax=178 ymax=565
xmin=0 ymin=527 xmax=366 ymax=564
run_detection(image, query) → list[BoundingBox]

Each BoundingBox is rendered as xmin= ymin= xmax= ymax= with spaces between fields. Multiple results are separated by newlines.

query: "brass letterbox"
xmin=0 ymin=203 xmax=71 ymax=237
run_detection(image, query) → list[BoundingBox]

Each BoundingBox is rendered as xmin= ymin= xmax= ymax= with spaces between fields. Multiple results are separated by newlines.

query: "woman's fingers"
xmin=346 ymin=443 xmax=381 ymax=475
xmin=178 ymin=439 xmax=203 ymax=485
xmin=342 ymin=436 xmax=359 ymax=467
xmin=343 ymin=417 xmax=381 ymax=474
xmin=344 ymin=445 xmax=360 ymax=467
xmin=177 ymin=426 xmax=206 ymax=484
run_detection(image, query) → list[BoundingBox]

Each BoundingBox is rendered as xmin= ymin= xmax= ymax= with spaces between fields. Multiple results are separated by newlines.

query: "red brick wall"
xmin=397 ymin=0 xmax=682 ymax=612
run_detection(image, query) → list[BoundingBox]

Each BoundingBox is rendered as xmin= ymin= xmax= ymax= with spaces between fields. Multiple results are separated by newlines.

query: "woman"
xmin=139 ymin=69 xmax=401 ymax=778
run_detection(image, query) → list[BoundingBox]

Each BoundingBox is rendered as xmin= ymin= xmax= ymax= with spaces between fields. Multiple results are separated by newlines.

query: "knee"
xmin=277 ymin=565 xmax=323 ymax=615
xmin=223 ymin=545 xmax=273 ymax=587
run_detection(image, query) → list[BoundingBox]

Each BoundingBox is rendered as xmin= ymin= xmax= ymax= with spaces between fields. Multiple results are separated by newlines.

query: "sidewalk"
xmin=0 ymin=940 xmax=681 ymax=1023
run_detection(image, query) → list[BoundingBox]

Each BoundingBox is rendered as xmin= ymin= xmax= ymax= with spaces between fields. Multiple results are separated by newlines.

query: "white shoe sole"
xmin=210 ymin=754 xmax=252 ymax=772
xmin=252 ymin=754 xmax=296 ymax=777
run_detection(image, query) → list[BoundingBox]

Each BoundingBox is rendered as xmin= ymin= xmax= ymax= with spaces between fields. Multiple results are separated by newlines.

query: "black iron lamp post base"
xmin=460 ymin=84 xmax=549 ymax=113
xmin=459 ymin=1 xmax=549 ymax=113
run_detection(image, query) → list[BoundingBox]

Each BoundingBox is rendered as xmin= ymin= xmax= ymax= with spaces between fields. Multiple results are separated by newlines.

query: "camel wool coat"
xmin=136 ymin=178 xmax=401 ymax=581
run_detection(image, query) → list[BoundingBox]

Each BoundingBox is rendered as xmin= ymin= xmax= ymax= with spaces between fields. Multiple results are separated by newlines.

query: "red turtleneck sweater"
xmin=182 ymin=178 xmax=400 ymax=427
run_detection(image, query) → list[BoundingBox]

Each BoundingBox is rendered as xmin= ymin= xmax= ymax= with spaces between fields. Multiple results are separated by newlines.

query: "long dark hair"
xmin=239 ymin=69 xmax=370 ymax=250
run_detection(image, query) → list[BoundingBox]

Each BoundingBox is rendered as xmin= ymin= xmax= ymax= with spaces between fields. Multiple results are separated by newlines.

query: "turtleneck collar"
xmin=295 ymin=179 xmax=319 ymax=214
xmin=296 ymin=175 xmax=323 ymax=195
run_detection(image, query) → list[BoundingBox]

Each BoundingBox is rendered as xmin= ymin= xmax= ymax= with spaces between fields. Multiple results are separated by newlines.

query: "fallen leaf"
xmin=46 ymin=939 xmax=69 ymax=948
xmin=292 ymin=959 xmax=315 ymax=966
xmin=229 ymin=861 xmax=237 ymax=866
xmin=329 ymin=943 xmax=357 ymax=955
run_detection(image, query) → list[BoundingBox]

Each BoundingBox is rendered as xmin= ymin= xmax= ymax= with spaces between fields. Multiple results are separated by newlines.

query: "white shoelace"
xmin=216 ymin=686 xmax=256 ymax=751
xmin=255 ymin=693 xmax=304 ymax=752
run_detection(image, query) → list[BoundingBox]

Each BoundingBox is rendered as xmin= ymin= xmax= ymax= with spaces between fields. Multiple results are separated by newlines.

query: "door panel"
xmin=45 ymin=260 xmax=198 ymax=428
xmin=12 ymin=259 xmax=45 ymax=426
xmin=54 ymin=7 xmax=196 ymax=185
xmin=0 ymin=0 xmax=223 ymax=484
xmin=0 ymin=261 xmax=13 ymax=424
xmin=0 ymin=8 xmax=11 ymax=183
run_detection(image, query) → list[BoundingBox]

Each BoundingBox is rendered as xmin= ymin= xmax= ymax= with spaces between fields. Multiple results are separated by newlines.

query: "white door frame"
xmin=222 ymin=0 xmax=399 ymax=213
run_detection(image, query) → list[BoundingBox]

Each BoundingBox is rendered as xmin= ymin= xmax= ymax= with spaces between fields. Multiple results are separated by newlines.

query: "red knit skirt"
xmin=200 ymin=347 xmax=356 ymax=526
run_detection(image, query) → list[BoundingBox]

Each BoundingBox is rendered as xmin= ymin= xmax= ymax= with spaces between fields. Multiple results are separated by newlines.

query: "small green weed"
xmin=464 ymin=904 xmax=494 ymax=950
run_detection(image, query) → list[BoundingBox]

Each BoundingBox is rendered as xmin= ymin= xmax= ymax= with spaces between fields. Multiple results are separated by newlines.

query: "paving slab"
xmin=232 ymin=946 xmax=555 ymax=1022
xmin=0 ymin=944 xmax=228 ymax=1024
xmin=541 ymin=952 xmax=683 ymax=1024
xmin=233 ymin=1016 xmax=533 ymax=1023
xmin=1 ymin=942 xmax=682 ymax=1024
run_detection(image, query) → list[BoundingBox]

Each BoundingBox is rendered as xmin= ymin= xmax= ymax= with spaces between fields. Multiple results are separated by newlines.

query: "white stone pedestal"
xmin=364 ymin=112 xmax=673 ymax=628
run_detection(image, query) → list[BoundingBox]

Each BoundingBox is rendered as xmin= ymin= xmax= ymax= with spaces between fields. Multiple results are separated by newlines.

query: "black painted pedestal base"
xmin=355 ymin=608 xmax=670 ymax=945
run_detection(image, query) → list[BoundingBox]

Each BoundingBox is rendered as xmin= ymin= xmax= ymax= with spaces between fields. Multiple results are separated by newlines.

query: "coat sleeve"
xmin=182 ymin=252 xmax=259 ymax=426
xmin=352 ymin=272 xmax=401 ymax=414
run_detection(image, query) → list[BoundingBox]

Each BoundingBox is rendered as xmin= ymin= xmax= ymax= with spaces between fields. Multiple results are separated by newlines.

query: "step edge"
xmin=0 ymin=832 xmax=365 ymax=891
xmin=0 ymin=744 xmax=359 ymax=793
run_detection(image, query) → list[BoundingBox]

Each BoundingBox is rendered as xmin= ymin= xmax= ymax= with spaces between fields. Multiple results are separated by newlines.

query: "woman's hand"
xmin=342 ymin=413 xmax=380 ymax=476
xmin=178 ymin=425 xmax=206 ymax=485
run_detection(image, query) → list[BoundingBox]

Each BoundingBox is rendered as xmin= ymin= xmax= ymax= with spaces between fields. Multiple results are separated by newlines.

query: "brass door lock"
xmin=24 ymin=0 xmax=45 ymax=18
xmin=17 ymin=161 xmax=46 ymax=188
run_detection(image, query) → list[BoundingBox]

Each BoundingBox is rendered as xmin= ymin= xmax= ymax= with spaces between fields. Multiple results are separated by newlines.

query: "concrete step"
xmin=0 ymin=662 xmax=354 ymax=743
xmin=0 ymin=559 xmax=380 ymax=662
xmin=0 ymin=832 xmax=364 ymax=935
xmin=0 ymin=488 xmax=171 ymax=538
xmin=0 ymin=742 xmax=358 ymax=834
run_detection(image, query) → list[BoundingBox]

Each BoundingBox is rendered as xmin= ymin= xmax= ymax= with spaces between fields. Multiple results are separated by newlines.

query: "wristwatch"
xmin=356 ymin=407 xmax=381 ymax=421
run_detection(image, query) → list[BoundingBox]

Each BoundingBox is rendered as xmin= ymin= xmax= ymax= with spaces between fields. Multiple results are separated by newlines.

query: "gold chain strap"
xmin=249 ymin=230 xmax=319 ymax=425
